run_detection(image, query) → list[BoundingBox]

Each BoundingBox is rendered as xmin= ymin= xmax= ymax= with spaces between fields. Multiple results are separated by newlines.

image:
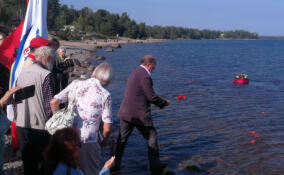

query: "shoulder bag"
xmin=45 ymin=88 xmax=77 ymax=135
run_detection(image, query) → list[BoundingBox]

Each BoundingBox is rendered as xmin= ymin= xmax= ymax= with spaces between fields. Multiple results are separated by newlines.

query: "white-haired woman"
xmin=50 ymin=62 xmax=113 ymax=175
xmin=53 ymin=46 xmax=74 ymax=93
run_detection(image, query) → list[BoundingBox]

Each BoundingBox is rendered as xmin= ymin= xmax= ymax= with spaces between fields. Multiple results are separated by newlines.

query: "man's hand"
xmin=64 ymin=56 xmax=72 ymax=61
xmin=0 ymin=87 xmax=22 ymax=108
xmin=104 ymin=156 xmax=115 ymax=169
xmin=166 ymin=100 xmax=170 ymax=106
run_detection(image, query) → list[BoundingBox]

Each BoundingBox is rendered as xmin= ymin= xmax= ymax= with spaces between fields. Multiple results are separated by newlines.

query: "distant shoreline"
xmin=59 ymin=38 xmax=168 ymax=51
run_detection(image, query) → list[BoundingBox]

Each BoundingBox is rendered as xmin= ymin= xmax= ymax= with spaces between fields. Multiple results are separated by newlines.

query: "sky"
xmin=59 ymin=0 xmax=284 ymax=36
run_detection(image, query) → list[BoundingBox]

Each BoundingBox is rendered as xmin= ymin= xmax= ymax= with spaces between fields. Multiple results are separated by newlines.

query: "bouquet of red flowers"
xmin=234 ymin=73 xmax=249 ymax=80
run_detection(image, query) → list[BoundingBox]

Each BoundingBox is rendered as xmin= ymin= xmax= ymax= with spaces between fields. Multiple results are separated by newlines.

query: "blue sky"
xmin=59 ymin=0 xmax=284 ymax=36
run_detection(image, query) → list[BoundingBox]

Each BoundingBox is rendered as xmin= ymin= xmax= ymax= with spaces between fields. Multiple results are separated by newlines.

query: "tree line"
xmin=0 ymin=0 xmax=259 ymax=40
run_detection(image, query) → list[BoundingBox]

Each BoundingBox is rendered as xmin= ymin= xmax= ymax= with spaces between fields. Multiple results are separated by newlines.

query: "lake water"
xmin=96 ymin=40 xmax=284 ymax=175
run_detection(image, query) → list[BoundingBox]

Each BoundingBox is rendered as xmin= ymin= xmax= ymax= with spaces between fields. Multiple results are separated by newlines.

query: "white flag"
xmin=7 ymin=0 xmax=48 ymax=121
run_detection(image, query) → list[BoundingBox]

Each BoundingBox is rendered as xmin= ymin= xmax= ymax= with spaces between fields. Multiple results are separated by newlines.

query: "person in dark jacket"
xmin=113 ymin=55 xmax=170 ymax=174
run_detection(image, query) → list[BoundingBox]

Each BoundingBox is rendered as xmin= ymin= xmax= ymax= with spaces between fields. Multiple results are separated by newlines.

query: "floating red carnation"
xmin=255 ymin=134 xmax=260 ymax=138
xmin=251 ymin=130 xmax=256 ymax=135
xmin=250 ymin=139 xmax=256 ymax=144
xmin=177 ymin=94 xmax=186 ymax=100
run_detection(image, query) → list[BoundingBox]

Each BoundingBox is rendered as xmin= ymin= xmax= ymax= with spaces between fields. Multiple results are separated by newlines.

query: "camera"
xmin=57 ymin=59 xmax=74 ymax=72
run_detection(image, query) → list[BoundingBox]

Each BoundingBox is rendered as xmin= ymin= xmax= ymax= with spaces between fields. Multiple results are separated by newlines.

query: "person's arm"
xmin=99 ymin=156 xmax=115 ymax=175
xmin=103 ymin=123 xmax=112 ymax=141
xmin=42 ymin=73 xmax=56 ymax=118
xmin=101 ymin=95 xmax=113 ymax=145
xmin=50 ymin=98 xmax=62 ymax=114
xmin=141 ymin=76 xmax=169 ymax=108
xmin=0 ymin=87 xmax=22 ymax=111
xmin=50 ymin=80 xmax=77 ymax=114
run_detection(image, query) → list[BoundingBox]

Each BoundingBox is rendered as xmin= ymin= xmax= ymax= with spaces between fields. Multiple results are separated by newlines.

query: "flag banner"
xmin=7 ymin=0 xmax=48 ymax=121
xmin=11 ymin=0 xmax=48 ymax=87
xmin=0 ymin=21 xmax=24 ymax=70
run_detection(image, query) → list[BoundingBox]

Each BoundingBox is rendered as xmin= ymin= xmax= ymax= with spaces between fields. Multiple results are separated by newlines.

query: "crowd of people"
xmin=0 ymin=36 xmax=171 ymax=175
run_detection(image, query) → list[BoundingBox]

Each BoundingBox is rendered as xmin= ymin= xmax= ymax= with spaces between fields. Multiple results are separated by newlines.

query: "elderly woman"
xmin=53 ymin=47 xmax=73 ymax=93
xmin=50 ymin=63 xmax=113 ymax=175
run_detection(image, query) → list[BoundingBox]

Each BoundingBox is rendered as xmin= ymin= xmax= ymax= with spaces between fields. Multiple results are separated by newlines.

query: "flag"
xmin=11 ymin=0 xmax=48 ymax=88
xmin=7 ymin=0 xmax=48 ymax=121
xmin=0 ymin=0 xmax=29 ymax=70
xmin=0 ymin=21 xmax=24 ymax=70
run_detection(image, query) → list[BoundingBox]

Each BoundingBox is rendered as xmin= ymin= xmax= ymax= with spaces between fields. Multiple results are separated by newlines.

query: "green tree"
xmin=47 ymin=0 xmax=60 ymax=29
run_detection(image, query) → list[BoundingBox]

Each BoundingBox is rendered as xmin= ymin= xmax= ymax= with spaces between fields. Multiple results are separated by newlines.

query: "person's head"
xmin=49 ymin=38 xmax=60 ymax=50
xmin=92 ymin=62 xmax=113 ymax=87
xmin=29 ymin=37 xmax=50 ymax=54
xmin=44 ymin=128 xmax=81 ymax=175
xmin=57 ymin=46 xmax=66 ymax=58
xmin=140 ymin=55 xmax=157 ymax=73
xmin=34 ymin=46 xmax=55 ymax=71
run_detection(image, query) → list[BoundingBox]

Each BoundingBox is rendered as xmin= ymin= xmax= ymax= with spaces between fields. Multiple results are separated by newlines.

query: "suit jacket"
xmin=117 ymin=66 xmax=167 ymax=126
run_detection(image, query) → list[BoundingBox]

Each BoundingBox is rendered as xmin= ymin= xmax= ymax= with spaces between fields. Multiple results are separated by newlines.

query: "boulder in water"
xmin=161 ymin=167 xmax=175 ymax=175
xmin=183 ymin=160 xmax=203 ymax=172
xmin=111 ymin=43 xmax=121 ymax=48
xmin=105 ymin=48 xmax=113 ymax=52
xmin=96 ymin=56 xmax=106 ymax=60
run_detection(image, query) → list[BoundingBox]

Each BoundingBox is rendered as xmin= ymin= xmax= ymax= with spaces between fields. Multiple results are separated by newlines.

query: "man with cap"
xmin=113 ymin=55 xmax=170 ymax=175
xmin=9 ymin=37 xmax=50 ymax=88
xmin=14 ymin=46 xmax=56 ymax=175
xmin=23 ymin=37 xmax=50 ymax=69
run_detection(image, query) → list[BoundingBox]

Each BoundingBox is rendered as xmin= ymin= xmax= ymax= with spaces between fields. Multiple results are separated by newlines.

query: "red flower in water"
xmin=177 ymin=94 xmax=184 ymax=100
xmin=250 ymin=139 xmax=256 ymax=144
xmin=255 ymin=134 xmax=260 ymax=138
xmin=261 ymin=111 xmax=265 ymax=115
xmin=183 ymin=96 xmax=187 ymax=100
xmin=251 ymin=130 xmax=256 ymax=135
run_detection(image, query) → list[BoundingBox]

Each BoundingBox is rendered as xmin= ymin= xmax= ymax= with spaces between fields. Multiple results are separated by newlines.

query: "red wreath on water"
xmin=233 ymin=73 xmax=249 ymax=84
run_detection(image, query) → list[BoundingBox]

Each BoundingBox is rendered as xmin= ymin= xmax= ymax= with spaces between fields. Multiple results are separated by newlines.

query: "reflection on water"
xmin=97 ymin=40 xmax=284 ymax=175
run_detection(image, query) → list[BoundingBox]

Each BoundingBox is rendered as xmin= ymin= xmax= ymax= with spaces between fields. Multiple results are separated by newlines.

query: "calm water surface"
xmin=96 ymin=40 xmax=284 ymax=175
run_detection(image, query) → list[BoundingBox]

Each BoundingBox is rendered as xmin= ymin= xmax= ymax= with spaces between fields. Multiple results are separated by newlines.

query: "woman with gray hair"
xmin=53 ymin=46 xmax=73 ymax=93
xmin=50 ymin=62 xmax=114 ymax=175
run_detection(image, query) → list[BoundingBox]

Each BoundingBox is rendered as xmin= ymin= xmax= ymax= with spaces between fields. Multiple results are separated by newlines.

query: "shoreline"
xmin=59 ymin=38 xmax=168 ymax=50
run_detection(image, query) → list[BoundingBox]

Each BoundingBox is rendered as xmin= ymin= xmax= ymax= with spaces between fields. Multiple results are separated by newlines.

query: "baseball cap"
xmin=30 ymin=37 xmax=50 ymax=48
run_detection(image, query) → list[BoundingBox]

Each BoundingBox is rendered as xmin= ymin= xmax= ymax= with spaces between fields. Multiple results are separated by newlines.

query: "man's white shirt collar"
xmin=140 ymin=65 xmax=151 ymax=76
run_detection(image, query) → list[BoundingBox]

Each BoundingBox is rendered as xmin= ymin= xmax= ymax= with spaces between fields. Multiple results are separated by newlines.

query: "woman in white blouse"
xmin=50 ymin=63 xmax=113 ymax=175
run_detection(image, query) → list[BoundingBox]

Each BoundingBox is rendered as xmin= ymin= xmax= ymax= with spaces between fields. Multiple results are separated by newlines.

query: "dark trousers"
xmin=114 ymin=119 xmax=161 ymax=173
xmin=17 ymin=127 xmax=51 ymax=175
xmin=61 ymin=73 xmax=69 ymax=90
